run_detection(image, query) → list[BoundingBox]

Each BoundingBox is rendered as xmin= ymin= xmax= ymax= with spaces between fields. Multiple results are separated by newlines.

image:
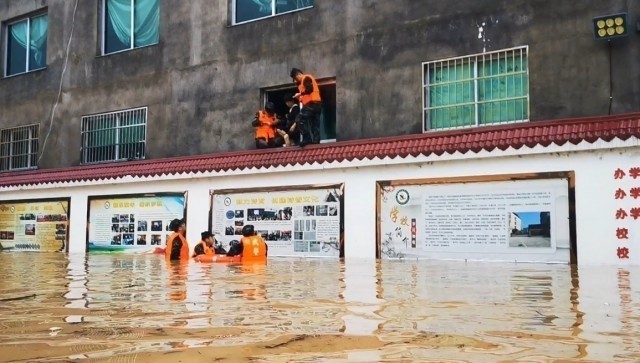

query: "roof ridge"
xmin=0 ymin=112 xmax=639 ymax=187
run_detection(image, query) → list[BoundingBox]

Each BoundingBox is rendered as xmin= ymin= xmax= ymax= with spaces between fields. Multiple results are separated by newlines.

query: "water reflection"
xmin=0 ymin=253 xmax=639 ymax=362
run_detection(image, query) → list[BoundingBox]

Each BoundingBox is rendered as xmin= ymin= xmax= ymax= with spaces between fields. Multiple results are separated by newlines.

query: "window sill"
xmin=423 ymin=119 xmax=529 ymax=132
xmin=2 ymin=67 xmax=47 ymax=80
xmin=0 ymin=166 xmax=38 ymax=173
xmin=98 ymin=42 xmax=159 ymax=58
xmin=229 ymin=6 xmax=314 ymax=27
xmin=80 ymin=157 xmax=146 ymax=166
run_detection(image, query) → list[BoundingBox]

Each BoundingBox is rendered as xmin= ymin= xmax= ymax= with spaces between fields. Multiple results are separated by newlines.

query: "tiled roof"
xmin=1 ymin=112 xmax=640 ymax=188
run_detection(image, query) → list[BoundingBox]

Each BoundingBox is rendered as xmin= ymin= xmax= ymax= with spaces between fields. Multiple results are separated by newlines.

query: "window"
xmin=265 ymin=79 xmax=336 ymax=142
xmin=102 ymin=0 xmax=159 ymax=55
xmin=4 ymin=14 xmax=47 ymax=77
xmin=233 ymin=0 xmax=313 ymax=24
xmin=423 ymin=46 xmax=529 ymax=131
xmin=0 ymin=125 xmax=39 ymax=171
xmin=81 ymin=107 xmax=147 ymax=164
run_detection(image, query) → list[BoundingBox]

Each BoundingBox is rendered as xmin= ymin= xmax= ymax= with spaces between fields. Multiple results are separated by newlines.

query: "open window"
xmin=264 ymin=78 xmax=336 ymax=142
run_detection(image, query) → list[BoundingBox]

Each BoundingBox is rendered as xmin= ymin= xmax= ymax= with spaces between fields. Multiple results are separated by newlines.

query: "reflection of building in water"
xmin=508 ymin=212 xmax=522 ymax=233
xmin=617 ymin=269 xmax=638 ymax=360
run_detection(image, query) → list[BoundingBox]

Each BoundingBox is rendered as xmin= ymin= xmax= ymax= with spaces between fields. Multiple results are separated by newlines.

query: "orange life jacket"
xmin=255 ymin=110 xmax=277 ymax=140
xmin=192 ymin=240 xmax=214 ymax=257
xmin=165 ymin=232 xmax=189 ymax=261
xmin=241 ymin=236 xmax=268 ymax=263
xmin=298 ymin=74 xmax=321 ymax=105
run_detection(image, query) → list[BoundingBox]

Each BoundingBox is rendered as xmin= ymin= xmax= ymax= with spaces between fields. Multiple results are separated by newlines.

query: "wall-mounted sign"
xmin=87 ymin=193 xmax=186 ymax=253
xmin=212 ymin=185 xmax=343 ymax=257
xmin=0 ymin=198 xmax=69 ymax=252
xmin=379 ymin=177 xmax=571 ymax=263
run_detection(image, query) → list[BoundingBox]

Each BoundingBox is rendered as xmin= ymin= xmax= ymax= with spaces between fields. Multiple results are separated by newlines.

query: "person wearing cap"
xmin=165 ymin=218 xmax=190 ymax=261
xmin=280 ymin=92 xmax=301 ymax=146
xmin=193 ymin=231 xmax=215 ymax=257
xmin=252 ymin=102 xmax=283 ymax=149
xmin=193 ymin=230 xmax=227 ymax=257
xmin=226 ymin=224 xmax=268 ymax=263
xmin=290 ymin=67 xmax=322 ymax=146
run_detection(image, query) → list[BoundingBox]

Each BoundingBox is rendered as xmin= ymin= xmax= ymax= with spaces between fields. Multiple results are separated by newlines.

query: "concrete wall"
xmin=0 ymin=0 xmax=639 ymax=169
xmin=2 ymin=139 xmax=639 ymax=265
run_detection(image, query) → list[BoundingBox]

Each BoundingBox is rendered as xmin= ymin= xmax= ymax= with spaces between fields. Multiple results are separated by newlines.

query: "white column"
xmin=344 ymin=174 xmax=377 ymax=259
xmin=68 ymin=192 xmax=88 ymax=254
xmin=185 ymin=185 xmax=211 ymax=255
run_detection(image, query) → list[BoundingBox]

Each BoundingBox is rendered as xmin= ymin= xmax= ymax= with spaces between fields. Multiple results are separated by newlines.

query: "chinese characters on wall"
xmin=613 ymin=167 xmax=640 ymax=259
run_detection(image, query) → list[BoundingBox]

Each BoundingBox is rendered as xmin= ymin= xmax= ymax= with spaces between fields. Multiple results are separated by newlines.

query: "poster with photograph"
xmin=379 ymin=178 xmax=570 ymax=262
xmin=0 ymin=199 xmax=69 ymax=252
xmin=88 ymin=194 xmax=186 ymax=253
xmin=212 ymin=186 xmax=342 ymax=257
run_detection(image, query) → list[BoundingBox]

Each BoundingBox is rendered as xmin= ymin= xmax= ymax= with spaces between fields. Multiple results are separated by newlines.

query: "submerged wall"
xmin=1 ymin=0 xmax=639 ymax=168
xmin=1 ymin=136 xmax=639 ymax=265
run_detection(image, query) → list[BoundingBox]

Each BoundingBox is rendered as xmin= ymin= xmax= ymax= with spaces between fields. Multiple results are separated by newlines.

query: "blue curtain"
xmin=8 ymin=15 xmax=47 ymax=74
xmin=134 ymin=0 xmax=159 ymax=47
xmin=106 ymin=0 xmax=132 ymax=48
xmin=106 ymin=0 xmax=158 ymax=51
xmin=29 ymin=15 xmax=48 ymax=69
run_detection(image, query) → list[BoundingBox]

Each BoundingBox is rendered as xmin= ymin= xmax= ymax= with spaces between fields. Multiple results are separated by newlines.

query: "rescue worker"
xmin=290 ymin=67 xmax=322 ymax=146
xmin=252 ymin=102 xmax=283 ymax=148
xmin=165 ymin=218 xmax=189 ymax=261
xmin=226 ymin=225 xmax=268 ymax=263
xmin=192 ymin=231 xmax=215 ymax=257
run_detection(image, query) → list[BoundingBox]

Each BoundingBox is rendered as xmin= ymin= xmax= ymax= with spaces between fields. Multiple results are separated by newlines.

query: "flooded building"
xmin=0 ymin=0 xmax=638 ymax=169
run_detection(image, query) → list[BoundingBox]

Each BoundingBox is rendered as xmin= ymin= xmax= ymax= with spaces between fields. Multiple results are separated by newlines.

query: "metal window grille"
xmin=0 ymin=124 xmax=39 ymax=171
xmin=423 ymin=46 xmax=529 ymax=131
xmin=81 ymin=107 xmax=147 ymax=164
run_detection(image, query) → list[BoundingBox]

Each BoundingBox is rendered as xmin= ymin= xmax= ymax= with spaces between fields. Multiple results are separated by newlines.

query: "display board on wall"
xmin=87 ymin=193 xmax=186 ymax=253
xmin=379 ymin=177 xmax=571 ymax=263
xmin=0 ymin=198 xmax=70 ymax=252
xmin=212 ymin=185 xmax=343 ymax=257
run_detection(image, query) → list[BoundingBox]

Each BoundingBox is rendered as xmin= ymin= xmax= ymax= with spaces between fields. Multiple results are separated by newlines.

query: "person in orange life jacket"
xmin=192 ymin=231 xmax=226 ymax=257
xmin=290 ymin=68 xmax=322 ymax=146
xmin=252 ymin=102 xmax=284 ymax=149
xmin=279 ymin=92 xmax=301 ymax=146
xmin=226 ymin=225 xmax=268 ymax=262
xmin=165 ymin=218 xmax=189 ymax=261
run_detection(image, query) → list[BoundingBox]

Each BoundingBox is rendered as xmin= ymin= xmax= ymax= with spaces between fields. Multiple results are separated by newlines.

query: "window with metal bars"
xmin=81 ymin=107 xmax=147 ymax=164
xmin=423 ymin=46 xmax=529 ymax=131
xmin=0 ymin=125 xmax=39 ymax=171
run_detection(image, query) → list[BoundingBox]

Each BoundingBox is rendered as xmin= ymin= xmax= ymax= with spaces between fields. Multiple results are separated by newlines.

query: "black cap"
xmin=283 ymin=93 xmax=295 ymax=103
xmin=201 ymin=231 xmax=214 ymax=239
xmin=169 ymin=218 xmax=185 ymax=232
xmin=242 ymin=224 xmax=255 ymax=237
xmin=265 ymin=102 xmax=276 ymax=112
xmin=290 ymin=67 xmax=303 ymax=78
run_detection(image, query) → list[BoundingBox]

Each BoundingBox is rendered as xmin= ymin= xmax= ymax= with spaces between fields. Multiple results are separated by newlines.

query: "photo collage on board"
xmin=110 ymin=214 xmax=173 ymax=247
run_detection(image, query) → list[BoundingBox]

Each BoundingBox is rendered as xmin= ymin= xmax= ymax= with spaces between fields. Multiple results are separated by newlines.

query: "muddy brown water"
xmin=0 ymin=253 xmax=638 ymax=362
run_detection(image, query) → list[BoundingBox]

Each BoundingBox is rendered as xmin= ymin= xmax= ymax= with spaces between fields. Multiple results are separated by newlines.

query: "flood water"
xmin=0 ymin=253 xmax=639 ymax=362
